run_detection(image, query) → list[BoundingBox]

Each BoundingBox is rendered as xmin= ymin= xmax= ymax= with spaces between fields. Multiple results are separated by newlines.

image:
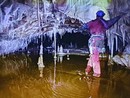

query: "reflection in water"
xmin=57 ymin=55 xmax=64 ymax=63
xmin=38 ymin=66 xmax=44 ymax=78
xmin=67 ymin=54 xmax=70 ymax=60
xmin=88 ymin=78 xmax=100 ymax=98
xmin=53 ymin=58 xmax=57 ymax=88
xmin=0 ymin=53 xmax=130 ymax=98
xmin=37 ymin=54 xmax=45 ymax=78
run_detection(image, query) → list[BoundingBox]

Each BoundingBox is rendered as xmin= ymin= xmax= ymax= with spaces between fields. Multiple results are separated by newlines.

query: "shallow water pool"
xmin=0 ymin=53 xmax=130 ymax=98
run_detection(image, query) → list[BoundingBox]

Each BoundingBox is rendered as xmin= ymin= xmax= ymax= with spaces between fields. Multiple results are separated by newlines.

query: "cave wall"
xmin=0 ymin=0 xmax=130 ymax=55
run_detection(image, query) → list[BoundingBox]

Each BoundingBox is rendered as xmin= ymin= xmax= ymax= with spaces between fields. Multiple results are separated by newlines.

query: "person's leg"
xmin=85 ymin=36 xmax=101 ymax=76
xmin=93 ymin=61 xmax=101 ymax=77
xmin=92 ymin=49 xmax=101 ymax=77
xmin=85 ymin=54 xmax=93 ymax=75
xmin=86 ymin=54 xmax=101 ymax=77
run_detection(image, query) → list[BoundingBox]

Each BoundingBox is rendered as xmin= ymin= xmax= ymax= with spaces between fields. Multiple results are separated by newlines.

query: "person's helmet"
xmin=96 ymin=10 xmax=105 ymax=17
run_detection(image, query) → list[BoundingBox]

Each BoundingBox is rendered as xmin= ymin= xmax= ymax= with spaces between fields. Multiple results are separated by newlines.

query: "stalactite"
xmin=0 ymin=8 xmax=3 ymax=23
xmin=2 ymin=0 xmax=130 ymax=55
xmin=111 ymin=34 xmax=114 ymax=57
xmin=122 ymin=30 xmax=125 ymax=47
xmin=115 ymin=35 xmax=118 ymax=51
xmin=109 ymin=0 xmax=130 ymax=54
xmin=0 ymin=0 xmax=7 ymax=7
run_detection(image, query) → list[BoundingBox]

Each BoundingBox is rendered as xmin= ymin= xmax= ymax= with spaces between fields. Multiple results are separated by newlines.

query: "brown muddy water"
xmin=0 ymin=53 xmax=130 ymax=98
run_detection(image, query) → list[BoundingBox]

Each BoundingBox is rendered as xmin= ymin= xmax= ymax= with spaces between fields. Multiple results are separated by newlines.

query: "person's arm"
xmin=99 ymin=18 xmax=109 ymax=29
xmin=101 ymin=14 xmax=125 ymax=30
xmin=106 ymin=15 xmax=122 ymax=29
xmin=82 ymin=23 xmax=89 ymax=29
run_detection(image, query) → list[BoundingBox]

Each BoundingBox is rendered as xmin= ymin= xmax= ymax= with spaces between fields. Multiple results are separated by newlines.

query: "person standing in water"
xmin=81 ymin=10 xmax=124 ymax=77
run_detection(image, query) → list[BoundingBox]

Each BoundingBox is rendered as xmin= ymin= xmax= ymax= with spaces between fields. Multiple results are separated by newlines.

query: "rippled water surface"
xmin=0 ymin=53 xmax=130 ymax=98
